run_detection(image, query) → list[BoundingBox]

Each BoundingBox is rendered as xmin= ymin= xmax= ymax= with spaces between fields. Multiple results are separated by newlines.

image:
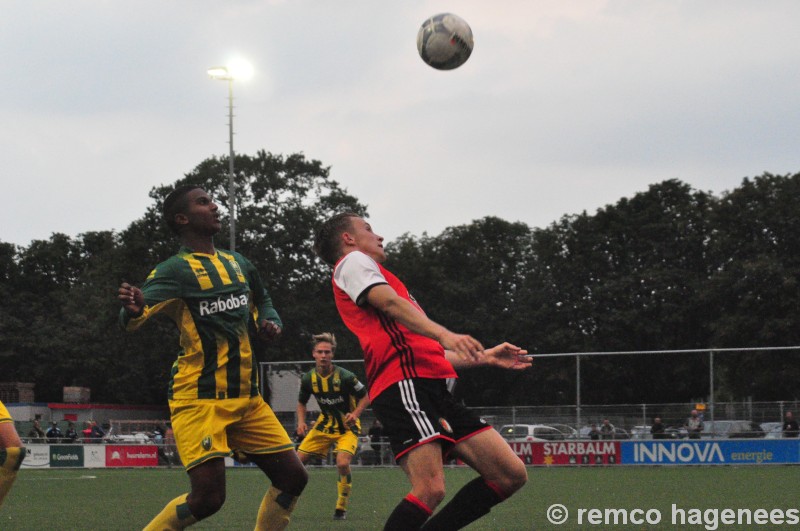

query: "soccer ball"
xmin=416 ymin=13 xmax=474 ymax=70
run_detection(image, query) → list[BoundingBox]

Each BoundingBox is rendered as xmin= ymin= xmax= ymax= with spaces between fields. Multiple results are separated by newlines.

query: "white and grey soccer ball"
xmin=416 ymin=13 xmax=474 ymax=70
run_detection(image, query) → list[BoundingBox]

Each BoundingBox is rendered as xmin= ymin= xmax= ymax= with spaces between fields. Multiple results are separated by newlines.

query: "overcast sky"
xmin=2 ymin=1 xmax=799 ymax=247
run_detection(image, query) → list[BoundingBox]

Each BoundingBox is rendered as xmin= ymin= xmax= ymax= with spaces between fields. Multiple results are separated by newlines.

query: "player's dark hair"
xmin=163 ymin=185 xmax=202 ymax=234
xmin=311 ymin=332 xmax=337 ymax=352
xmin=313 ymin=212 xmax=360 ymax=266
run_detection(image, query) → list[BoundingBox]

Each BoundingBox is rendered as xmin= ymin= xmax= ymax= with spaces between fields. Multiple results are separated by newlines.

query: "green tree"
xmin=705 ymin=173 xmax=800 ymax=399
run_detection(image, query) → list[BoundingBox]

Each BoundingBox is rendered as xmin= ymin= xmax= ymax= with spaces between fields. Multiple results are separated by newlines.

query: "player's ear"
xmin=342 ymin=231 xmax=355 ymax=245
xmin=174 ymin=213 xmax=189 ymax=230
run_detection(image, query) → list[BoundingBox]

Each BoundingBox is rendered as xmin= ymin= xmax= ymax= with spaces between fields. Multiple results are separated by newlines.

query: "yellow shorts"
xmin=297 ymin=429 xmax=359 ymax=458
xmin=0 ymin=401 xmax=11 ymax=423
xmin=169 ymin=396 xmax=294 ymax=470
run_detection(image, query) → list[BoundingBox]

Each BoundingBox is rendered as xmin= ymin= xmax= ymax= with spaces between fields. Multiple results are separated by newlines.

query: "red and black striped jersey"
xmin=332 ymin=251 xmax=456 ymax=400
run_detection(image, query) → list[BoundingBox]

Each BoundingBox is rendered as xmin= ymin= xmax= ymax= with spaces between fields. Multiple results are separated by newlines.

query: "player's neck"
xmin=316 ymin=365 xmax=334 ymax=377
xmin=181 ymin=233 xmax=216 ymax=255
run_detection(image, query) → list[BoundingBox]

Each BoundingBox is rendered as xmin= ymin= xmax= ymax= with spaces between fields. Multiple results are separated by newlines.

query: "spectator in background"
xmin=27 ymin=420 xmax=45 ymax=441
xmin=46 ymin=422 xmax=63 ymax=443
xmin=64 ymin=422 xmax=78 ymax=443
xmin=685 ymin=409 xmax=704 ymax=439
xmin=782 ymin=411 xmax=799 ymax=438
xmin=588 ymin=424 xmax=600 ymax=440
xmin=600 ymin=419 xmax=615 ymax=440
xmin=90 ymin=421 xmax=105 ymax=441
xmin=82 ymin=421 xmax=92 ymax=442
xmin=650 ymin=417 xmax=667 ymax=440
xmin=83 ymin=420 xmax=104 ymax=443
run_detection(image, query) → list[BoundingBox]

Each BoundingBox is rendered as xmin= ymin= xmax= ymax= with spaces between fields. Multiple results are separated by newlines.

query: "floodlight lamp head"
xmin=207 ymin=66 xmax=232 ymax=80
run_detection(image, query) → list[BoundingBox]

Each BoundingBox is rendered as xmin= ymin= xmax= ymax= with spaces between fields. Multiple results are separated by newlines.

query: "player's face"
xmin=348 ymin=217 xmax=385 ymax=262
xmin=312 ymin=342 xmax=335 ymax=370
xmin=181 ymin=189 xmax=221 ymax=235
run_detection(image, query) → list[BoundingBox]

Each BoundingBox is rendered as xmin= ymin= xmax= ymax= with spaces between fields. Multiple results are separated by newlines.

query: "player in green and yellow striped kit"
xmin=118 ymin=185 xmax=307 ymax=530
xmin=296 ymin=333 xmax=370 ymax=521
xmin=0 ymin=401 xmax=25 ymax=508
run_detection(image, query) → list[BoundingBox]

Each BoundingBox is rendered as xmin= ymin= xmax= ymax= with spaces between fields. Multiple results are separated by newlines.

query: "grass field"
xmin=4 ymin=465 xmax=798 ymax=530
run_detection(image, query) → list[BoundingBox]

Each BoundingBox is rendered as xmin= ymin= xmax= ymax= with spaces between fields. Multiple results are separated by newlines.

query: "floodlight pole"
xmin=226 ymin=77 xmax=236 ymax=251
xmin=208 ymin=66 xmax=238 ymax=251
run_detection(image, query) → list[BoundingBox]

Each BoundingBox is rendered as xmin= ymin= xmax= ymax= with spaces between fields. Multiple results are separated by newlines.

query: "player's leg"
xmin=0 ymin=411 xmax=25 ymax=508
xmin=332 ymin=430 xmax=360 ymax=519
xmin=421 ymin=428 xmax=527 ymax=530
xmin=249 ymin=450 xmax=308 ymax=530
xmin=232 ymin=397 xmax=308 ymax=531
xmin=296 ymin=428 xmax=330 ymax=466
xmin=373 ymin=379 xmax=458 ymax=530
xmin=143 ymin=458 xmax=225 ymax=530
xmin=144 ymin=399 xmax=237 ymax=530
xmin=384 ymin=442 xmax=445 ymax=530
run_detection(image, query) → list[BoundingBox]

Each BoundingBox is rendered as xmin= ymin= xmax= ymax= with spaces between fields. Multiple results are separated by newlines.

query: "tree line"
xmin=1 ymin=150 xmax=798 ymax=406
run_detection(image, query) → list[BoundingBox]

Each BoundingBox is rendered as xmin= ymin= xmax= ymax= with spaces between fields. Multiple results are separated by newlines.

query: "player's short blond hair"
xmin=311 ymin=332 xmax=337 ymax=352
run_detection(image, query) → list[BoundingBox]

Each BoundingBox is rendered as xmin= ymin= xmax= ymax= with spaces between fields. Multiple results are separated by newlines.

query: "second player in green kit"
xmin=296 ymin=333 xmax=370 ymax=521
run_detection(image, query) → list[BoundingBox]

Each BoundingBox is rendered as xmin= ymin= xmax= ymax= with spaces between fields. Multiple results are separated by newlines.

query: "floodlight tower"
xmin=207 ymin=59 xmax=253 ymax=251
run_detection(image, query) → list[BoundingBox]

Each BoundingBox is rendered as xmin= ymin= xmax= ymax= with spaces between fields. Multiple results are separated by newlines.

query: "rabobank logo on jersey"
xmin=199 ymin=293 xmax=249 ymax=316
xmin=318 ymin=396 xmax=346 ymax=406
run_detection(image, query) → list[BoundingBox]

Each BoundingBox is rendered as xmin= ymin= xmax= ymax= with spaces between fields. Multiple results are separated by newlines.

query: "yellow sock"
xmin=0 ymin=447 xmax=25 ymax=507
xmin=143 ymin=493 xmax=198 ymax=531
xmin=336 ymin=473 xmax=352 ymax=512
xmin=255 ymin=486 xmax=298 ymax=531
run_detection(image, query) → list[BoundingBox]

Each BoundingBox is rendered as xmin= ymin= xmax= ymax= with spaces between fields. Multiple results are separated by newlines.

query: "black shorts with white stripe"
xmin=371 ymin=378 xmax=490 ymax=461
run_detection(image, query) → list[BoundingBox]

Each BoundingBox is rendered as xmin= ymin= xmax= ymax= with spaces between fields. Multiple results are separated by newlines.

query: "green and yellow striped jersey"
xmin=120 ymin=246 xmax=281 ymax=401
xmin=298 ymin=366 xmax=367 ymax=435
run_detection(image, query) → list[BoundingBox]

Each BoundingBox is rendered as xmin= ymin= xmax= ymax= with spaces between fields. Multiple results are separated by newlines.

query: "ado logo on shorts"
xmin=201 ymin=436 xmax=212 ymax=451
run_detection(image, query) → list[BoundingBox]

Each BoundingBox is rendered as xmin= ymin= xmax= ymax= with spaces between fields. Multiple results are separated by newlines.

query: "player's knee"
xmin=1 ymin=447 xmax=25 ymax=471
xmin=498 ymin=462 xmax=528 ymax=495
xmin=277 ymin=461 xmax=309 ymax=496
xmin=419 ymin=481 xmax=446 ymax=507
xmin=189 ymin=490 xmax=226 ymax=519
xmin=335 ymin=458 xmax=351 ymax=476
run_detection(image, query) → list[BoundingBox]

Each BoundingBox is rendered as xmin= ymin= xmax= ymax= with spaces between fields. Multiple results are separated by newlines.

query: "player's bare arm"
xmin=445 ymin=342 xmax=532 ymax=370
xmin=343 ymin=395 xmax=371 ymax=426
xmin=296 ymin=402 xmax=308 ymax=437
xmin=366 ymin=284 xmax=483 ymax=362
xmin=118 ymin=282 xmax=144 ymax=315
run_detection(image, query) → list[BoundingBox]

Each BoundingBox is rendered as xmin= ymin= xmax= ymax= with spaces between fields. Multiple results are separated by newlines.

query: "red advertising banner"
xmin=510 ymin=441 xmax=621 ymax=465
xmin=105 ymin=445 xmax=159 ymax=467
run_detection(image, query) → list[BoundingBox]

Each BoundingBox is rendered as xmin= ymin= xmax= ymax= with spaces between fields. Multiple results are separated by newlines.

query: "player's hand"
xmin=257 ymin=320 xmax=282 ymax=343
xmin=343 ymin=413 xmax=358 ymax=427
xmin=439 ymin=331 xmax=484 ymax=363
xmin=296 ymin=422 xmax=308 ymax=437
xmin=482 ymin=342 xmax=531 ymax=370
xmin=118 ymin=282 xmax=144 ymax=315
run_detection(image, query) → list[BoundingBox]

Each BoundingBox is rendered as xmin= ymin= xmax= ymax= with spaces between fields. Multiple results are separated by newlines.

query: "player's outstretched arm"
xmin=445 ymin=342 xmax=531 ymax=370
xmin=366 ymin=284 xmax=483 ymax=362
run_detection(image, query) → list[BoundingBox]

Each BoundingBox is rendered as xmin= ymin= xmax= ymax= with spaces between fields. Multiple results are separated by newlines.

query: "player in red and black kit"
xmin=313 ymin=212 xmax=531 ymax=531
